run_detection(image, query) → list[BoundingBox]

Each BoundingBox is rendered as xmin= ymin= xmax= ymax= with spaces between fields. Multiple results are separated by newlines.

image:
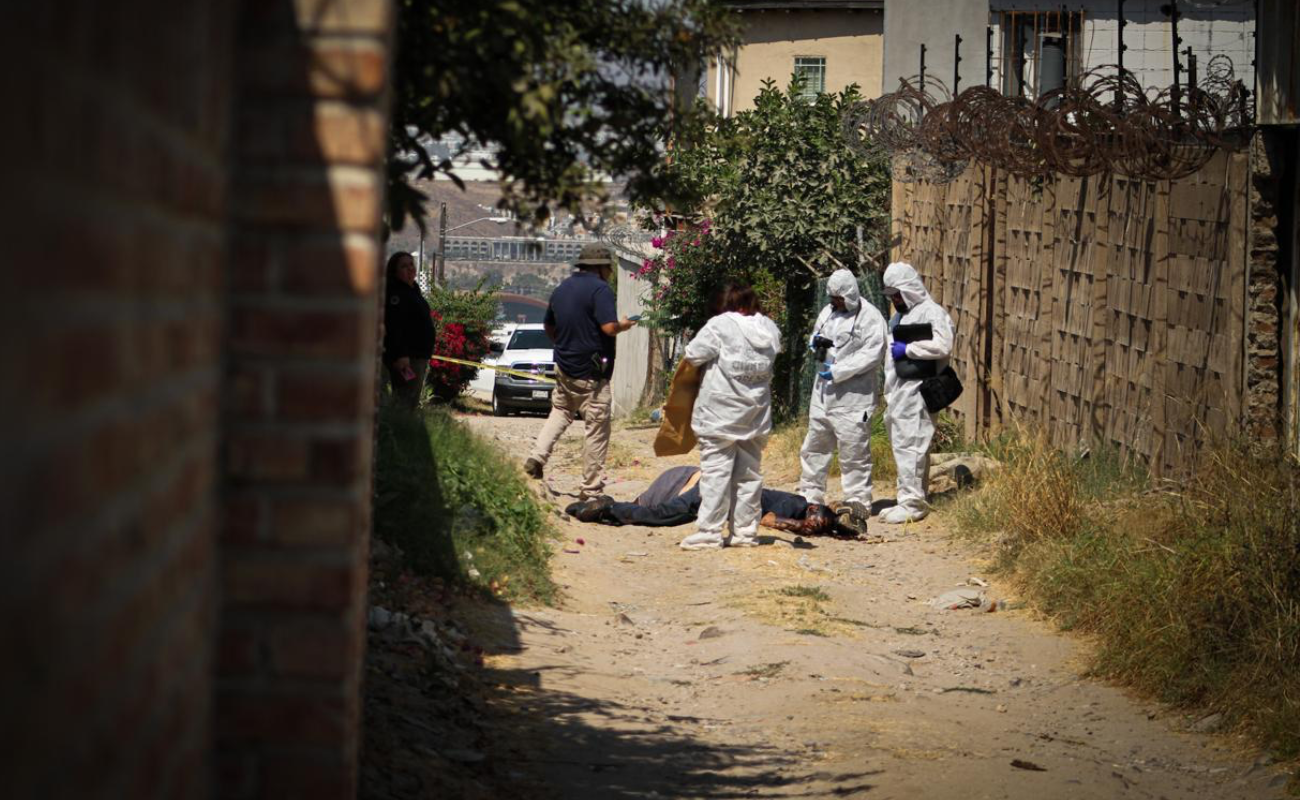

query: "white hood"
xmin=826 ymin=269 xmax=862 ymax=312
xmin=883 ymin=262 xmax=932 ymax=311
xmin=721 ymin=311 xmax=781 ymax=350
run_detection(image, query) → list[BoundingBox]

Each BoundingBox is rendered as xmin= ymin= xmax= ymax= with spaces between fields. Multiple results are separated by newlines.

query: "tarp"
xmin=653 ymin=358 xmax=702 ymax=456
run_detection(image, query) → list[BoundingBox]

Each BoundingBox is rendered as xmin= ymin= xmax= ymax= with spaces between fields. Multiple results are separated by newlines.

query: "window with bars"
xmin=793 ymin=56 xmax=826 ymax=101
xmin=998 ymin=10 xmax=1084 ymax=99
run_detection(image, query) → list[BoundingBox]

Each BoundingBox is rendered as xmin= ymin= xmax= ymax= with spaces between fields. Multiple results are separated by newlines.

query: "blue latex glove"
xmin=890 ymin=341 xmax=908 ymax=360
xmin=817 ymin=363 xmax=833 ymax=380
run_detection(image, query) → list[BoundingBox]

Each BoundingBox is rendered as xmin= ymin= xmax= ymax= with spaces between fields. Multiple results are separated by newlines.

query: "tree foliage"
xmin=638 ymin=79 xmax=891 ymax=414
xmin=388 ymin=0 xmax=739 ymax=231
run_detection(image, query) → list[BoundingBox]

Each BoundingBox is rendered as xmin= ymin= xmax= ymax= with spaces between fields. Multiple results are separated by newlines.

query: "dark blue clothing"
xmin=544 ymin=271 xmax=618 ymax=379
xmin=608 ymin=486 xmax=810 ymax=527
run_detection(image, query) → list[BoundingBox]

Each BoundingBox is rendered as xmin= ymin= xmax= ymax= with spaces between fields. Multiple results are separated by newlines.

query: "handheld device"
xmin=811 ymin=335 xmax=834 ymax=364
xmin=627 ymin=314 xmax=642 ymax=322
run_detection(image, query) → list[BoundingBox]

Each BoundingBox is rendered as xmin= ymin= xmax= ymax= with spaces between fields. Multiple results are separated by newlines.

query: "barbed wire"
xmin=844 ymin=58 xmax=1254 ymax=184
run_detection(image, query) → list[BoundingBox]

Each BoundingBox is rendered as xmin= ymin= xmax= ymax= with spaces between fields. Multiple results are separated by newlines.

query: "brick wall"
xmin=1 ymin=4 xmax=235 ymax=796
xmin=216 ymin=1 xmax=392 ymax=798
xmin=1247 ymin=130 xmax=1288 ymax=440
xmin=1 ymin=2 xmax=393 ymax=797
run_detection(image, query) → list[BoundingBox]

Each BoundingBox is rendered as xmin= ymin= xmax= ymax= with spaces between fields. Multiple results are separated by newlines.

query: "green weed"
xmin=780 ymin=585 xmax=831 ymax=602
xmin=374 ymin=407 xmax=557 ymax=604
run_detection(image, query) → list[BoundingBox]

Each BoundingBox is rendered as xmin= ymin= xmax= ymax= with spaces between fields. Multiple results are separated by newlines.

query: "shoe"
xmin=878 ymin=505 xmax=927 ymax=524
xmin=679 ymin=531 xmax=725 ymax=550
xmin=574 ymin=496 xmax=614 ymax=523
xmin=727 ymin=535 xmax=761 ymax=548
xmin=523 ymin=458 xmax=544 ymax=479
xmin=834 ymin=500 xmax=871 ymax=536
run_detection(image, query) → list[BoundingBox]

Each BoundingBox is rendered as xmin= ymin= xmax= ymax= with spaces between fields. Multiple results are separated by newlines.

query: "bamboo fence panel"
xmin=889 ymin=150 xmax=1249 ymax=476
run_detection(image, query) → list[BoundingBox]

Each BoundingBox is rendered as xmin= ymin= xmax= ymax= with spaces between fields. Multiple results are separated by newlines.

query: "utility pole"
xmin=436 ymin=201 xmax=448 ymax=287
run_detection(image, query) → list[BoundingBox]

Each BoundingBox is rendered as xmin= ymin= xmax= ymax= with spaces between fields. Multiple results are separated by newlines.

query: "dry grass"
xmin=947 ymin=429 xmax=1300 ymax=757
xmin=729 ymin=582 xmax=864 ymax=638
xmin=764 ymin=410 xmax=899 ymax=487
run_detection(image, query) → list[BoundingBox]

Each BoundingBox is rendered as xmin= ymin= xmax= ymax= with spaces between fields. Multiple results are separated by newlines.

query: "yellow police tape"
xmin=430 ymin=355 xmax=557 ymax=384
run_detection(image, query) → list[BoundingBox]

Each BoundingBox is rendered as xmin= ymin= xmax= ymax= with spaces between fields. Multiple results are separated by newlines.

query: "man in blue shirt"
xmin=524 ymin=244 xmax=635 ymax=499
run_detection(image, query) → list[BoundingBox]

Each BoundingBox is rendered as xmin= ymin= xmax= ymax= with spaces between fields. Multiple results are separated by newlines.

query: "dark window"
xmin=998 ymin=10 xmax=1083 ymax=99
xmin=508 ymin=329 xmax=553 ymax=350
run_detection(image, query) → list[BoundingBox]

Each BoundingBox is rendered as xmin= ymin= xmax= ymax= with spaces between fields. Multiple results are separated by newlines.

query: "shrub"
xmin=425 ymin=283 xmax=497 ymax=402
xmin=948 ymin=432 xmax=1300 ymax=755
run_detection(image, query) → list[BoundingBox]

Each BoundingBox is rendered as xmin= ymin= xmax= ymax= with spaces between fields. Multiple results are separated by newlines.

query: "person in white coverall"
xmin=678 ymin=284 xmax=783 ymax=551
xmin=880 ymin=262 xmax=954 ymax=524
xmin=798 ymin=269 xmax=888 ymax=527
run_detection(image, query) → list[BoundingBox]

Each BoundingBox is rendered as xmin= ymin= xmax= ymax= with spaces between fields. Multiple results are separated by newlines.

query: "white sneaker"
xmin=878 ymin=505 xmax=927 ymax=524
xmin=728 ymin=535 xmax=761 ymax=548
xmin=679 ymin=531 xmax=725 ymax=550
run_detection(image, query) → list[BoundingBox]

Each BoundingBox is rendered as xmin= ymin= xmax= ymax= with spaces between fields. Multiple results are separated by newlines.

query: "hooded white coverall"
xmin=678 ymin=311 xmax=783 ymax=549
xmin=881 ymin=262 xmax=954 ymax=524
xmin=798 ymin=269 xmax=888 ymax=509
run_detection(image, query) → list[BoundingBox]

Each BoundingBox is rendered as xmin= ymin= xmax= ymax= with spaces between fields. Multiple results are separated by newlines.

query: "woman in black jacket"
xmin=383 ymin=252 xmax=435 ymax=408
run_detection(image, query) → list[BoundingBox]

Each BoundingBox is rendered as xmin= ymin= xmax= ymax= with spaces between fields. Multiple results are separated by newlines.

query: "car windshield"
xmin=508 ymin=329 xmax=552 ymax=350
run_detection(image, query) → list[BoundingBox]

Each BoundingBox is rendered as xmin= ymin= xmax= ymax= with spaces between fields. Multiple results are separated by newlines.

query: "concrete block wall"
xmin=1 ymin=1 xmax=393 ymax=797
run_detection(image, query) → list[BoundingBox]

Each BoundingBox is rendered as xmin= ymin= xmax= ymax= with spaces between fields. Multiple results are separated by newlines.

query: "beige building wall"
xmin=706 ymin=9 xmax=884 ymax=115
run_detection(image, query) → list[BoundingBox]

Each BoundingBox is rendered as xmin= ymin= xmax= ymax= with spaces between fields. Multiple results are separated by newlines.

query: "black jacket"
xmin=383 ymin=281 xmax=435 ymax=364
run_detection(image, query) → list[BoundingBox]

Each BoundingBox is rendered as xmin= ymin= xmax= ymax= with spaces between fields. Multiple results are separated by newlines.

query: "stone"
xmin=368 ymin=606 xmax=395 ymax=631
xmin=1189 ymin=712 xmax=1224 ymax=734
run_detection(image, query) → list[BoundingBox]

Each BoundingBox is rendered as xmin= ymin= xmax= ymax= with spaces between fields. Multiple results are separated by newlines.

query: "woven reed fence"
xmin=891 ymin=150 xmax=1250 ymax=476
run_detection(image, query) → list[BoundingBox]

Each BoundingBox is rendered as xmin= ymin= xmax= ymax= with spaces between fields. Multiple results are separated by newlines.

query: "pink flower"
xmin=667 ymin=256 xmax=676 ymax=269
xmin=651 ymin=236 xmax=664 ymax=249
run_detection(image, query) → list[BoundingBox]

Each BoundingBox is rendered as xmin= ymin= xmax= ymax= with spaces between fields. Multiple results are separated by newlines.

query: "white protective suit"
xmin=679 ymin=311 xmax=783 ymax=549
xmin=881 ymin=262 xmax=954 ymax=524
xmin=798 ymin=270 xmax=888 ymax=510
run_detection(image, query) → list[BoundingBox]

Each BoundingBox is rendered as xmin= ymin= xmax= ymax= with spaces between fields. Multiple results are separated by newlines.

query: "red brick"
xmin=230 ymin=236 xmax=275 ymax=293
xmin=299 ymin=0 xmax=393 ymax=33
xmin=310 ymin=436 xmax=369 ymax=485
xmin=227 ymin=365 xmax=272 ymax=421
xmin=265 ymin=617 xmax=360 ymax=679
xmin=226 ymin=432 xmax=311 ymax=482
xmin=277 ymin=370 xmax=367 ymax=422
xmin=269 ymin=495 xmax=360 ymax=547
xmin=233 ymin=170 xmax=382 ymax=234
xmin=280 ymin=236 xmax=379 ymax=297
xmin=229 ymin=304 xmax=369 ymax=360
xmin=239 ymin=102 xmax=386 ymax=166
xmin=216 ymin=690 xmax=353 ymax=747
xmin=260 ymin=752 xmax=356 ymax=800
xmin=219 ymin=627 xmax=261 ymax=676
xmin=223 ymin=493 xmax=266 ymax=545
xmin=241 ymin=41 xmax=388 ymax=100
xmin=216 ymin=752 xmax=258 ymax=800
xmin=224 ymin=556 xmax=359 ymax=611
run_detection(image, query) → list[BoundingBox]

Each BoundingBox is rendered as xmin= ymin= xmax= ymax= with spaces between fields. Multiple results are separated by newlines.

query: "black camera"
xmin=812 ymin=335 xmax=833 ymax=363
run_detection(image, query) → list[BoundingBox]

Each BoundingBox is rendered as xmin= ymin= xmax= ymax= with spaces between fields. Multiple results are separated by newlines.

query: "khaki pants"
xmin=529 ymin=368 xmax=611 ymax=498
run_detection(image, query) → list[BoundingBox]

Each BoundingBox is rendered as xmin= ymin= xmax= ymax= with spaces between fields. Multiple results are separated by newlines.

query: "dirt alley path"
xmin=459 ymin=412 xmax=1286 ymax=800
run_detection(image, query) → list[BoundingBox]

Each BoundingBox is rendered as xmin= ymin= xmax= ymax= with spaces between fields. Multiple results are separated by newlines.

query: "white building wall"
xmin=987 ymin=0 xmax=1254 ymax=99
xmin=612 ymin=255 xmax=652 ymax=418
